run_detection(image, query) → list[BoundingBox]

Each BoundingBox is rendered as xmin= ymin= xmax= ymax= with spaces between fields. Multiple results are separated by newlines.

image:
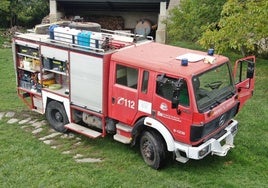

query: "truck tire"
xmin=46 ymin=100 xmax=69 ymax=133
xmin=139 ymin=130 xmax=166 ymax=169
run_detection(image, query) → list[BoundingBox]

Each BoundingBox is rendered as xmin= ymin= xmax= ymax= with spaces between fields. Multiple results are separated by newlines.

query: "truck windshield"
xmin=193 ymin=62 xmax=235 ymax=112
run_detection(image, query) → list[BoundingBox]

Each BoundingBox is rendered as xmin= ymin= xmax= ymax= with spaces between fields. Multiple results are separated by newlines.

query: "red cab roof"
xmin=111 ymin=42 xmax=229 ymax=77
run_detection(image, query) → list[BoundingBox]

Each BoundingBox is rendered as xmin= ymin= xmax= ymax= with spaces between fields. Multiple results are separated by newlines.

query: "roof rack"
xmin=50 ymin=26 xmax=150 ymax=51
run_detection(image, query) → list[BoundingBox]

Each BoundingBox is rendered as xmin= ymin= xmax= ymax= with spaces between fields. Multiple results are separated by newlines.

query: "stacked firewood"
xmin=2 ymin=26 xmax=23 ymax=38
xmin=1 ymin=26 xmax=22 ymax=48
xmin=41 ymin=15 xmax=51 ymax=24
xmin=85 ymin=15 xmax=124 ymax=30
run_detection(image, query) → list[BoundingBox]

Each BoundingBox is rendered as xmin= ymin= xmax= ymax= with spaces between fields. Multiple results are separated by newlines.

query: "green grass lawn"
xmin=0 ymin=50 xmax=26 ymax=111
xmin=0 ymin=43 xmax=268 ymax=187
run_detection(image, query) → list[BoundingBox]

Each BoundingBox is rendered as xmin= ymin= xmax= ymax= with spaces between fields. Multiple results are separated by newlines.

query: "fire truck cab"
xmin=13 ymin=25 xmax=255 ymax=169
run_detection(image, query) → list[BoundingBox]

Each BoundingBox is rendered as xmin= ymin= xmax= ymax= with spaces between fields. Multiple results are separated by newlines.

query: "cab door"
xmin=233 ymin=56 xmax=256 ymax=109
xmin=109 ymin=63 xmax=139 ymax=125
xmin=152 ymin=75 xmax=192 ymax=142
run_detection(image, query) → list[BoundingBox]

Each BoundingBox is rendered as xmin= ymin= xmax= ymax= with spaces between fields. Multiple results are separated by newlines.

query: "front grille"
xmin=190 ymin=103 xmax=239 ymax=142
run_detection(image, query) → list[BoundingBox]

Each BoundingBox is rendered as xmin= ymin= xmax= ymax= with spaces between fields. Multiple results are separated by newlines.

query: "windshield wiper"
xmin=210 ymin=99 xmax=221 ymax=109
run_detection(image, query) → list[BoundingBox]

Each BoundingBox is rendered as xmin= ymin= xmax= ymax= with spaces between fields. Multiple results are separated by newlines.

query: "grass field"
xmin=0 ymin=42 xmax=268 ymax=187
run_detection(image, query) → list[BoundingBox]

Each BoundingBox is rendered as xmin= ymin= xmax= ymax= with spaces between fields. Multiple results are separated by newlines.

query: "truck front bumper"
xmin=174 ymin=119 xmax=238 ymax=163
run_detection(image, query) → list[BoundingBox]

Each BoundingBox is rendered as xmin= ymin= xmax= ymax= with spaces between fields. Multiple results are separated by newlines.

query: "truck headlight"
xmin=199 ymin=145 xmax=210 ymax=157
xmin=231 ymin=124 xmax=238 ymax=135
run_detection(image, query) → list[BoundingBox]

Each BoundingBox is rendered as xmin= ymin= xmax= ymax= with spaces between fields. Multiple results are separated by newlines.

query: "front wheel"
xmin=139 ymin=130 xmax=166 ymax=169
xmin=46 ymin=100 xmax=69 ymax=132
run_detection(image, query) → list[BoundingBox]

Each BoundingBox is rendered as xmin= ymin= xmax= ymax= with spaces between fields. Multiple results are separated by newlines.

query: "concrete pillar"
xmin=49 ymin=0 xmax=58 ymax=23
xmin=155 ymin=2 xmax=167 ymax=44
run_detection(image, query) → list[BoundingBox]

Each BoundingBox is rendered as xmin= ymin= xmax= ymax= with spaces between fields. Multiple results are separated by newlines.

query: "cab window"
xmin=156 ymin=76 xmax=189 ymax=106
xmin=116 ymin=64 xmax=138 ymax=89
xmin=141 ymin=70 xmax=149 ymax=93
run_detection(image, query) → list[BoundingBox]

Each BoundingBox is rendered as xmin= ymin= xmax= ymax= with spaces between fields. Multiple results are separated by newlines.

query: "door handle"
xmin=112 ymin=97 xmax=115 ymax=104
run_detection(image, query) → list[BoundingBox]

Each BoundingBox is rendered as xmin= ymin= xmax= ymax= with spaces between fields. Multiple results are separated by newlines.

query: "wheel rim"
xmin=142 ymin=139 xmax=155 ymax=161
xmin=52 ymin=110 xmax=63 ymax=123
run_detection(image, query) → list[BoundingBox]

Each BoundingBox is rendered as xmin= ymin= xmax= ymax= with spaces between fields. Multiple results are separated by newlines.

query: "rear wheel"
xmin=46 ymin=100 xmax=69 ymax=132
xmin=139 ymin=130 xmax=166 ymax=169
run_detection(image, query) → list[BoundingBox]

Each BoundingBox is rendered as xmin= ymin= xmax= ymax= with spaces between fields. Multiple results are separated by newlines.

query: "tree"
xmin=0 ymin=0 xmax=11 ymax=27
xmin=16 ymin=0 xmax=49 ymax=27
xmin=0 ymin=0 xmax=20 ymax=27
xmin=167 ymin=0 xmax=226 ymax=43
xmin=199 ymin=0 xmax=268 ymax=56
xmin=0 ymin=0 xmax=49 ymax=28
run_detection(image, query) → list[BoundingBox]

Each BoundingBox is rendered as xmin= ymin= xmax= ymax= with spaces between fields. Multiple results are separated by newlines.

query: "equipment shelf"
xmin=43 ymin=68 xmax=68 ymax=76
xmin=17 ymin=66 xmax=39 ymax=73
xmin=17 ymin=52 xmax=40 ymax=60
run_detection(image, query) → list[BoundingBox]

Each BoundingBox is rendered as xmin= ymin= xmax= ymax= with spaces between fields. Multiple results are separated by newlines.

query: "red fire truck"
xmin=12 ymin=25 xmax=255 ymax=169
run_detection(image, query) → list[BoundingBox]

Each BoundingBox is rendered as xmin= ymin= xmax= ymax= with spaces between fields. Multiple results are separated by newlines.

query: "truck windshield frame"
xmin=193 ymin=62 xmax=235 ymax=113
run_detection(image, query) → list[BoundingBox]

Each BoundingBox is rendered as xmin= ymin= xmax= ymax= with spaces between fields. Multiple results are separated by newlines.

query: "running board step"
xmin=32 ymin=109 xmax=44 ymax=114
xmin=116 ymin=123 xmax=132 ymax=132
xmin=113 ymin=134 xmax=132 ymax=144
xmin=176 ymin=156 xmax=189 ymax=163
xmin=65 ymin=123 xmax=102 ymax=138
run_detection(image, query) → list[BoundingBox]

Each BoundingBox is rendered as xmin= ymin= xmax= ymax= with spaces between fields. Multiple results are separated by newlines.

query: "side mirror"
xmin=247 ymin=61 xmax=255 ymax=79
xmin=172 ymin=95 xmax=180 ymax=109
xmin=171 ymin=79 xmax=183 ymax=109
